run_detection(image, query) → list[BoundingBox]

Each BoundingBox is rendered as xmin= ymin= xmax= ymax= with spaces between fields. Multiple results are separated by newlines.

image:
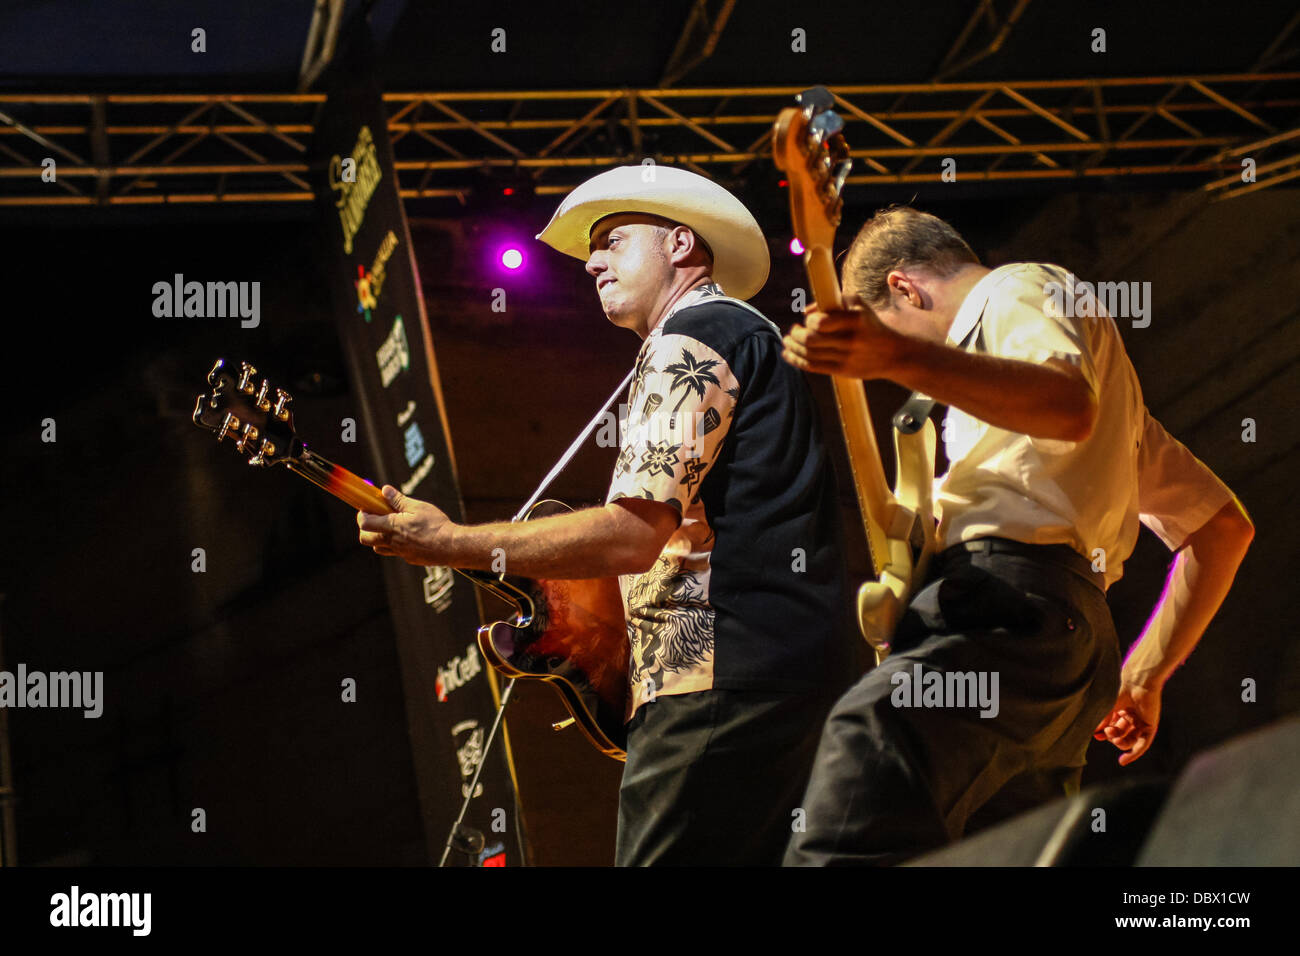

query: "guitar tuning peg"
xmin=255 ymin=378 xmax=272 ymax=411
xmin=810 ymin=110 xmax=844 ymax=143
xmin=238 ymin=362 xmax=258 ymax=394
xmin=217 ymin=412 xmax=241 ymax=442
xmin=797 ymin=85 xmax=834 ymax=115
xmin=248 ymin=438 xmax=278 ymax=467
xmin=832 ymin=158 xmax=853 ymax=196
xmin=273 ymin=388 xmax=293 ymax=421
xmin=235 ymin=423 xmax=260 ymax=454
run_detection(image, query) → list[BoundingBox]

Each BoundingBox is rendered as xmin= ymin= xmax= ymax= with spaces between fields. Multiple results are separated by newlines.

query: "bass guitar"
xmin=193 ymin=358 xmax=630 ymax=760
xmin=772 ymin=86 xmax=938 ymax=661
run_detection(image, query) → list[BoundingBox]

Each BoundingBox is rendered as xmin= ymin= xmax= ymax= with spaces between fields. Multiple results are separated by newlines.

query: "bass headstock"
xmin=772 ymin=85 xmax=852 ymax=261
xmin=192 ymin=358 xmax=300 ymax=467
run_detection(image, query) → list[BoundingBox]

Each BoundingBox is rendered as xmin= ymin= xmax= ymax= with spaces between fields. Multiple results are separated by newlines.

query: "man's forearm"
xmin=448 ymin=503 xmax=669 ymax=579
xmin=1122 ymin=500 xmax=1254 ymax=688
xmin=892 ymin=335 xmax=1097 ymax=441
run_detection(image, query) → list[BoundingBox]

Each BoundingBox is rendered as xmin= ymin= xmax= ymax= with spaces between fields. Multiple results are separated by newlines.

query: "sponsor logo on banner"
xmin=355 ymin=265 xmax=377 ymax=322
xmin=436 ymin=643 xmax=482 ymax=701
xmin=403 ymin=421 xmax=427 ymax=467
xmin=355 ymin=229 xmax=398 ymax=323
xmin=451 ymin=719 xmax=485 ymax=798
xmin=400 ymin=454 xmax=433 ymax=495
xmin=422 ymin=565 xmax=454 ymax=612
xmin=329 ymin=125 xmax=382 ymax=255
xmin=478 ymin=841 xmax=506 ymax=867
xmin=376 ymin=314 xmax=410 ymax=386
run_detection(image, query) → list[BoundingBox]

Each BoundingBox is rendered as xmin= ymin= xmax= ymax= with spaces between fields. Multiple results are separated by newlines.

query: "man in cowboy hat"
xmin=358 ymin=164 xmax=858 ymax=865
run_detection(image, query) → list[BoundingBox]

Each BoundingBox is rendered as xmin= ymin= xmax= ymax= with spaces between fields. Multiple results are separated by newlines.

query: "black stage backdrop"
xmin=310 ymin=19 xmax=523 ymax=867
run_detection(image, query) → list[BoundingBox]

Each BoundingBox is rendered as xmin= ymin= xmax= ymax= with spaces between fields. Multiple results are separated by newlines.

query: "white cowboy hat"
xmin=535 ymin=165 xmax=770 ymax=300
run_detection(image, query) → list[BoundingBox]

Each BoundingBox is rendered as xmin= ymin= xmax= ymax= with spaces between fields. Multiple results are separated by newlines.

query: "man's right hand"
xmin=1094 ymin=682 xmax=1162 ymax=766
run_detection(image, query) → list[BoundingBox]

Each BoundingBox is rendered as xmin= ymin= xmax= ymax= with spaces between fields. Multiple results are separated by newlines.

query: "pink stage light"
xmin=500 ymin=247 xmax=524 ymax=270
xmin=789 ymin=238 xmax=805 ymax=255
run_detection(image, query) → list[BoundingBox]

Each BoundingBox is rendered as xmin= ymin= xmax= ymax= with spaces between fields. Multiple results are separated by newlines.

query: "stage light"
xmin=789 ymin=238 xmax=804 ymax=255
xmin=500 ymin=247 xmax=524 ymax=270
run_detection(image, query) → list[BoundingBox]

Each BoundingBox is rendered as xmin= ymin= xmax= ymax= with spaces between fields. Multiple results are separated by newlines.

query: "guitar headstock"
xmin=192 ymin=358 xmax=300 ymax=468
xmin=772 ymin=85 xmax=852 ymax=261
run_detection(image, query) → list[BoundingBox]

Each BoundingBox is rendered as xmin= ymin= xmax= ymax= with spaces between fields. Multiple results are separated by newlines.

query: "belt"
xmin=940 ymin=536 xmax=1104 ymax=592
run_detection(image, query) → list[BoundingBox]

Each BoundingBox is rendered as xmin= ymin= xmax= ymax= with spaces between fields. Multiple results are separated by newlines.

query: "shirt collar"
xmin=662 ymin=280 xmax=724 ymax=325
xmin=642 ymin=280 xmax=724 ymax=345
xmin=946 ymin=268 xmax=1002 ymax=346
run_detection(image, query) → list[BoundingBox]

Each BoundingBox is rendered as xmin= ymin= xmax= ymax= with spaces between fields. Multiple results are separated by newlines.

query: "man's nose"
xmin=585 ymin=252 xmax=606 ymax=277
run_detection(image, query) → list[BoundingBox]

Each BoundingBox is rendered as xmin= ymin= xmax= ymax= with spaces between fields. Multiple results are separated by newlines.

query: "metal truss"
xmin=1 ymin=72 xmax=1297 ymax=208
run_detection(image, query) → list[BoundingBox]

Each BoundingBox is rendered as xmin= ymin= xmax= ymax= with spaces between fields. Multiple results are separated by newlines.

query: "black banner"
xmin=310 ymin=17 xmax=523 ymax=866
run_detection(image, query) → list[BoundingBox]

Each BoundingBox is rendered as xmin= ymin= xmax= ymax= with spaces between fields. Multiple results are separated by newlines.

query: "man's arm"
xmin=358 ymin=487 xmax=679 ymax=579
xmin=1095 ymin=497 xmax=1254 ymax=764
xmin=1123 ymin=498 xmax=1255 ymax=687
xmin=783 ymin=307 xmax=1097 ymax=442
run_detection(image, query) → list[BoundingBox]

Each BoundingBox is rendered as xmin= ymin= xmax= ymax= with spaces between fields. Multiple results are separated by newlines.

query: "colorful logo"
xmin=354 ymin=230 xmax=398 ymax=323
xmin=355 ymin=264 xmax=377 ymax=322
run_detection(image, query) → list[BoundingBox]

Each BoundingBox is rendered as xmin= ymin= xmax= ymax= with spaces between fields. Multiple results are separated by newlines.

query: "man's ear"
xmin=887 ymin=270 xmax=921 ymax=308
xmin=668 ymin=225 xmax=707 ymax=267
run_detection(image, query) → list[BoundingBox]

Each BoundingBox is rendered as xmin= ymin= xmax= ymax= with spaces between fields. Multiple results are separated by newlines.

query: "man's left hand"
xmin=357 ymin=486 xmax=457 ymax=565
xmin=781 ymin=298 xmax=904 ymax=380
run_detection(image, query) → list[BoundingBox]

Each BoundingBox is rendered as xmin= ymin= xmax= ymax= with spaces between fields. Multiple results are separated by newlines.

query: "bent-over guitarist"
xmin=781 ymin=205 xmax=1253 ymax=865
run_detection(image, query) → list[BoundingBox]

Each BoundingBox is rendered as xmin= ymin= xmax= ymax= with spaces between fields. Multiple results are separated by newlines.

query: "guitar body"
xmin=193 ymin=361 xmax=631 ymax=760
xmin=466 ymin=501 xmax=630 ymax=761
xmin=856 ymin=422 xmax=937 ymax=649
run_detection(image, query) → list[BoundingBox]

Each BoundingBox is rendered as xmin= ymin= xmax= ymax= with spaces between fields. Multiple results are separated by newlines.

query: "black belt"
xmin=940 ymin=536 xmax=1104 ymax=592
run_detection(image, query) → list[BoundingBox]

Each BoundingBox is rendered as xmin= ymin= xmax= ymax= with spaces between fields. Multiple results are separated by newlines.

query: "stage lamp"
xmin=500 ymin=247 xmax=524 ymax=271
xmin=789 ymin=238 xmax=805 ymax=255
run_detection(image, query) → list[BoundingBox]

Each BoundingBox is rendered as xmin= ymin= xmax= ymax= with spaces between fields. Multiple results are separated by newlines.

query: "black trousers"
xmin=784 ymin=540 xmax=1121 ymax=866
xmin=616 ymin=687 xmax=835 ymax=866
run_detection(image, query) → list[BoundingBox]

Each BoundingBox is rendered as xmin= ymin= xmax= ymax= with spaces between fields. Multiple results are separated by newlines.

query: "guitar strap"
xmin=511 ymin=294 xmax=776 ymax=520
xmin=891 ymin=312 xmax=984 ymax=435
xmin=514 ymin=367 xmax=635 ymax=521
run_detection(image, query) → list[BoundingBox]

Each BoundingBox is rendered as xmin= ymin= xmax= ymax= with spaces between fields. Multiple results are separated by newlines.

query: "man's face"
xmin=585 ymin=214 xmax=674 ymax=332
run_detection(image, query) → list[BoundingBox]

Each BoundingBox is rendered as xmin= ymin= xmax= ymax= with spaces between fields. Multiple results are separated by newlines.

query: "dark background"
xmin=0 ymin=1 xmax=1296 ymax=865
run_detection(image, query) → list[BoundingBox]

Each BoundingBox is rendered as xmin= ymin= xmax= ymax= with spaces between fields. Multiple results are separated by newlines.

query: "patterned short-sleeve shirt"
xmin=607 ymin=283 xmax=853 ymax=718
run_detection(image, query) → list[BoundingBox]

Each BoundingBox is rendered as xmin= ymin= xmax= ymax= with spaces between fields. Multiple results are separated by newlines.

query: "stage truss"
xmin=1 ymin=72 xmax=1298 ymax=208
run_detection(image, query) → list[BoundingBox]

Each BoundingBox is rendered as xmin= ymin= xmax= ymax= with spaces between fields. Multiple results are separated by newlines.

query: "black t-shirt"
xmin=606 ymin=284 xmax=854 ymax=718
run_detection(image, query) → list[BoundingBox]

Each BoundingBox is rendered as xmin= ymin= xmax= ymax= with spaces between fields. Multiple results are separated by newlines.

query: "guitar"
xmin=772 ymin=87 xmax=938 ymax=661
xmin=193 ymin=358 xmax=630 ymax=760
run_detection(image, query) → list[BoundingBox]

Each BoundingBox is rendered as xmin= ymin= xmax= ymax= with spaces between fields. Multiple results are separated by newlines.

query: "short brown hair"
xmin=842 ymin=205 xmax=979 ymax=309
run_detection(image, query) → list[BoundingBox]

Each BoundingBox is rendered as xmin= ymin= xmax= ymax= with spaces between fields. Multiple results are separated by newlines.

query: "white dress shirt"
xmin=935 ymin=262 xmax=1234 ymax=588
